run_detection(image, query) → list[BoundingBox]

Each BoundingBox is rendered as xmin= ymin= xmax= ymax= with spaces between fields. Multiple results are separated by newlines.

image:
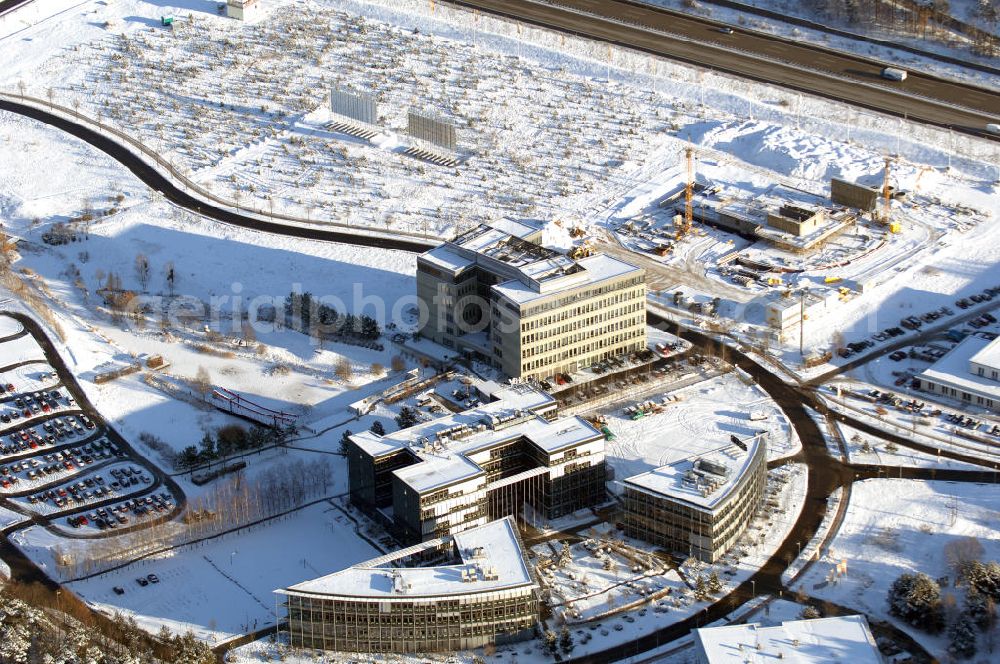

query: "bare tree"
xmin=193 ymin=366 xmax=212 ymax=400
xmin=334 ymin=357 xmax=353 ymax=382
xmin=164 ymin=260 xmax=176 ymax=296
xmin=390 ymin=355 xmax=406 ymax=372
xmin=241 ymin=319 xmax=256 ymax=346
xmin=945 ymin=536 xmax=985 ymax=577
xmin=134 ymin=253 xmax=150 ymax=291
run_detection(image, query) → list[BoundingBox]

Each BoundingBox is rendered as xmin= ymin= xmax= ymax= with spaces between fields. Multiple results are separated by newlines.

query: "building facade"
xmin=279 ymin=517 xmax=539 ymax=653
xmin=417 ymin=221 xmax=646 ymax=380
xmin=347 ymin=383 xmax=607 ymax=543
xmin=915 ymin=334 xmax=1000 ymax=411
xmin=622 ymin=432 xmax=768 ymax=563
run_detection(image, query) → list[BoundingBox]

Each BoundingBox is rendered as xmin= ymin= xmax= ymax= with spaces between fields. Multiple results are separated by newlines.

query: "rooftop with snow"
xmin=623 ymin=430 xmax=766 ymax=510
xmin=917 ymin=334 xmax=1000 ymax=403
xmin=421 ymin=222 xmax=642 ymax=304
xmin=694 ymin=615 xmax=881 ymax=664
xmin=278 ymin=516 xmax=536 ymax=599
xmin=350 ymin=383 xmax=603 ymax=493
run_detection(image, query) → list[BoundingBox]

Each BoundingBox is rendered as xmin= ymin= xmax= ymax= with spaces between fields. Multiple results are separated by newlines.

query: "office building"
xmin=416 ymin=221 xmax=646 ymax=379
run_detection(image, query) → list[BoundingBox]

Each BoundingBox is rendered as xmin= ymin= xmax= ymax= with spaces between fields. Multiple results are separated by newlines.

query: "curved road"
xmin=445 ymin=0 xmax=1000 ymax=137
xmin=0 ymin=98 xmax=435 ymax=255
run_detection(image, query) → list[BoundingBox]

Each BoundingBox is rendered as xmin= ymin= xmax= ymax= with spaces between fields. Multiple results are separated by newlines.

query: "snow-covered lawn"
xmin=45 ymin=499 xmax=382 ymax=643
xmin=836 ymin=421 xmax=996 ymax=471
xmin=792 ymin=478 xmax=1000 ymax=659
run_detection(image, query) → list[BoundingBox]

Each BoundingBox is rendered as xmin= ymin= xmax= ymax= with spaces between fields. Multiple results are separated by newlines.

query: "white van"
xmin=987 ymin=123 xmax=1000 ymax=136
xmin=881 ymin=67 xmax=908 ymax=81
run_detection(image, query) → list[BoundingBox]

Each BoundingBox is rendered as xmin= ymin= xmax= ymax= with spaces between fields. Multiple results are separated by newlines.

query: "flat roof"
xmin=351 ymin=384 xmax=602 ymax=493
xmin=422 ymin=224 xmax=641 ymax=302
xmin=918 ymin=335 xmax=1000 ymax=401
xmin=695 ymin=615 xmax=881 ymax=664
xmin=419 ymin=245 xmax=474 ymax=275
xmin=280 ymin=517 xmax=536 ymax=600
xmin=492 ymin=253 xmax=642 ymax=306
xmin=624 ymin=431 xmax=765 ymax=511
xmin=969 ymin=334 xmax=1000 ymax=371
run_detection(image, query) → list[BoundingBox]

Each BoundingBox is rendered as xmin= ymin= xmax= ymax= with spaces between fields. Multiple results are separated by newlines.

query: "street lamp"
xmin=751 ymin=579 xmax=756 ymax=599
xmin=231 ymin=550 xmax=237 ymax=566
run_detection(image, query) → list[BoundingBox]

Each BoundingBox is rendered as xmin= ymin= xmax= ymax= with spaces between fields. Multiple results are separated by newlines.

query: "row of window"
xmin=518 ymin=277 xmax=645 ymax=318
xmin=520 ymin=330 xmax=643 ymax=373
xmin=522 ymin=312 xmax=644 ymax=358
xmin=519 ymin=289 xmax=644 ymax=331
xmin=923 ymin=380 xmax=997 ymax=408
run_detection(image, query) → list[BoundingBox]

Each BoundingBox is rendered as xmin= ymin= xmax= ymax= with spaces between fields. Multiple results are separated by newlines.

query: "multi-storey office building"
xmin=347 ymin=383 xmax=606 ymax=543
xmin=622 ymin=431 xmax=768 ymax=563
xmin=416 ymin=221 xmax=646 ymax=380
xmin=278 ymin=517 xmax=539 ymax=653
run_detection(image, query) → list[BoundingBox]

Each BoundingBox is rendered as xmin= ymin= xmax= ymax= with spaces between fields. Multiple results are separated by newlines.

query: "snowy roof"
xmin=420 ymin=245 xmax=474 ymax=274
xmin=918 ymin=335 xmax=1000 ymax=401
xmin=421 ymin=223 xmax=642 ymax=304
xmin=969 ymin=335 xmax=1000 ymax=371
xmin=694 ymin=615 xmax=881 ymax=664
xmin=623 ymin=431 xmax=766 ymax=511
xmin=279 ymin=517 xmax=537 ymax=600
xmin=351 ymin=384 xmax=602 ymax=493
xmin=492 ymin=253 xmax=642 ymax=306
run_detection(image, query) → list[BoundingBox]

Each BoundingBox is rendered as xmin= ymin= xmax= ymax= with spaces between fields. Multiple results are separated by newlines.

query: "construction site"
xmin=596 ymin=139 xmax=979 ymax=353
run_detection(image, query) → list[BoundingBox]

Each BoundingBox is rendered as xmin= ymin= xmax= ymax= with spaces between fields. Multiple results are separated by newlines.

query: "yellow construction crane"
xmin=881 ymin=155 xmax=902 ymax=233
xmin=676 ymin=147 xmax=695 ymax=241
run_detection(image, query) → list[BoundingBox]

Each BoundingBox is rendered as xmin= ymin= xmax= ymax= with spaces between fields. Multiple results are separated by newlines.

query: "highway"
xmin=444 ymin=0 xmax=1000 ymax=137
xmin=0 ymin=0 xmax=33 ymax=16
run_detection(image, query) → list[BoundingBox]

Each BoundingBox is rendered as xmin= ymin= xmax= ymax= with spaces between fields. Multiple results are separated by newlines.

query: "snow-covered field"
xmin=792 ymin=478 xmax=1000 ymax=659
xmin=25 ymin=499 xmax=382 ymax=643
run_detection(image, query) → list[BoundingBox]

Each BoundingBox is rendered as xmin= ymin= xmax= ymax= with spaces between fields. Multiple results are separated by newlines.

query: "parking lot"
xmin=0 ymin=312 xmax=182 ymax=538
xmin=835 ymin=284 xmax=1000 ymax=360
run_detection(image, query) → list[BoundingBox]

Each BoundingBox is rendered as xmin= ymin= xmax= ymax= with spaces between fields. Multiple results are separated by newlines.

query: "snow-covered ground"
xmin=792 ymin=478 xmax=1000 ymax=659
xmin=836 ymin=421 xmax=996 ymax=471
xmin=22 ymin=499 xmax=383 ymax=643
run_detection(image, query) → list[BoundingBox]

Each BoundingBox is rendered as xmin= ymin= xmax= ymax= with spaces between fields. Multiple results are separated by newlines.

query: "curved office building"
xmin=278 ymin=517 xmax=539 ymax=653
xmin=623 ymin=431 xmax=768 ymax=563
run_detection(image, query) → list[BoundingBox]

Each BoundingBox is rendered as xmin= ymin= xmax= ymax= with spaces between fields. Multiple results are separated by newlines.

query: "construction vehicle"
xmin=824 ymin=276 xmax=841 ymax=284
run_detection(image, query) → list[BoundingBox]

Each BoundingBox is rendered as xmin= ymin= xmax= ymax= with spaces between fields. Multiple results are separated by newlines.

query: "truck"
xmin=881 ymin=67 xmax=908 ymax=81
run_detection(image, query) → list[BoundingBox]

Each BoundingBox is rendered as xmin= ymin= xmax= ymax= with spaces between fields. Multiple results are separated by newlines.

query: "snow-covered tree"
xmin=887 ymin=572 xmax=945 ymax=633
xmin=964 ymin=591 xmax=996 ymax=631
xmin=707 ymin=571 xmax=723 ymax=595
xmin=948 ymin=612 xmax=978 ymax=659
